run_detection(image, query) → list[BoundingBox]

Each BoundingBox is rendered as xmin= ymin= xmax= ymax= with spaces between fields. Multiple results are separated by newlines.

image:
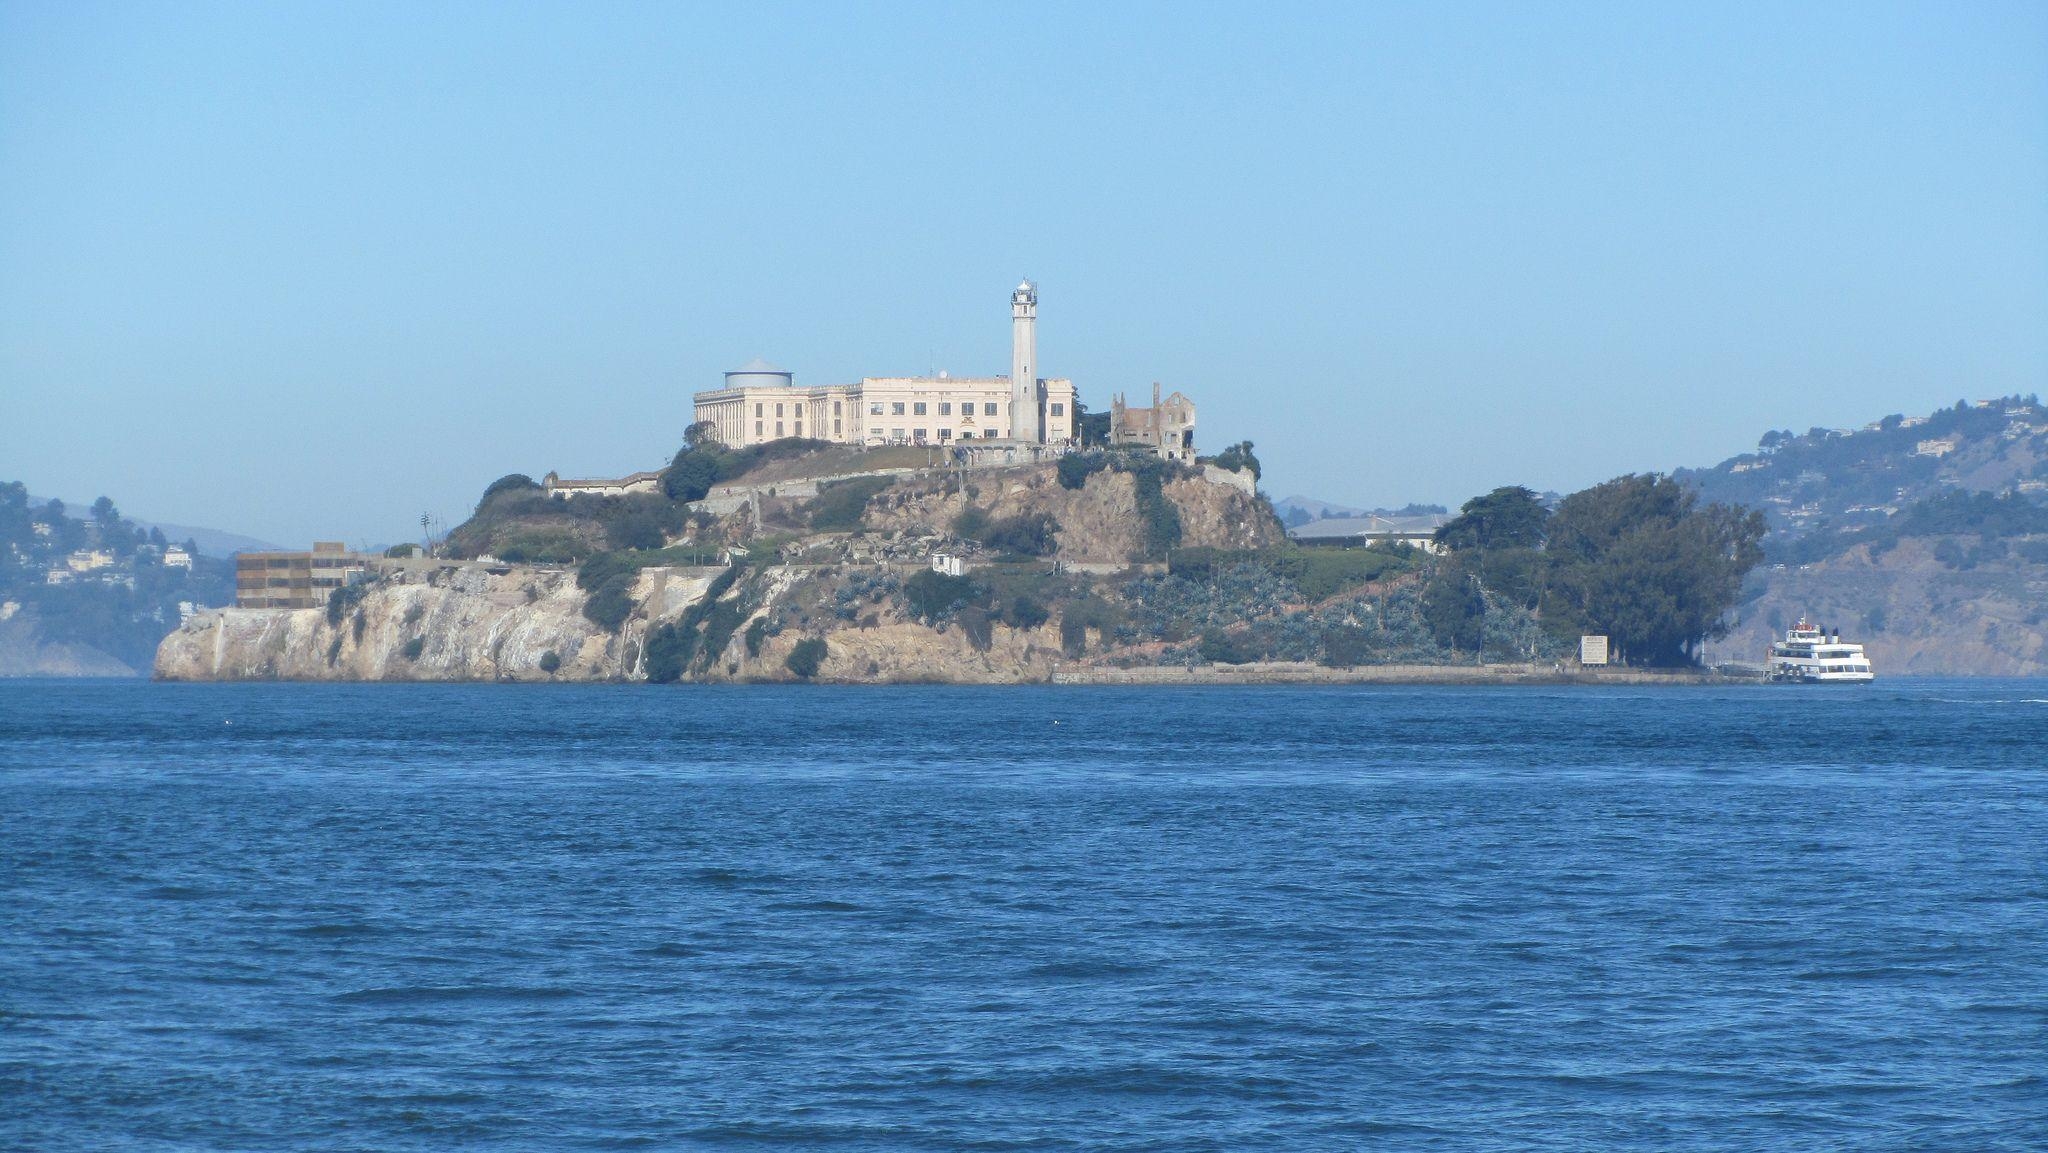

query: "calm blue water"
xmin=3 ymin=680 xmax=2045 ymax=1150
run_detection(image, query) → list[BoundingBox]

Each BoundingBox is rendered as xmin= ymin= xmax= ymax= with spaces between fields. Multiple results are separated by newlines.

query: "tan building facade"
xmin=234 ymin=541 xmax=372 ymax=609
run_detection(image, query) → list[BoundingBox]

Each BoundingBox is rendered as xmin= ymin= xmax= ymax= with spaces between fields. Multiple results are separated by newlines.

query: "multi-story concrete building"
xmin=234 ymin=542 xmax=371 ymax=610
xmin=692 ymin=281 xmax=1075 ymax=450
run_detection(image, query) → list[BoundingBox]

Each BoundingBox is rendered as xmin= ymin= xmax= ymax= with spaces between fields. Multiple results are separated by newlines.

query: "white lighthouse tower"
xmin=1009 ymin=279 xmax=1040 ymax=443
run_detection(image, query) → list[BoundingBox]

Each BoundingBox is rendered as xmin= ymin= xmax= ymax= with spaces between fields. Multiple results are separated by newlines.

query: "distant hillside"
xmin=1680 ymin=396 xmax=2048 ymax=675
xmin=1677 ymin=396 xmax=2048 ymax=548
xmin=2 ymin=484 xmax=236 ymax=675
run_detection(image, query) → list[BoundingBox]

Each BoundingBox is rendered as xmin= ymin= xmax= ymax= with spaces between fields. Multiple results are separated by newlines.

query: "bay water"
xmin=3 ymin=680 xmax=2044 ymax=1149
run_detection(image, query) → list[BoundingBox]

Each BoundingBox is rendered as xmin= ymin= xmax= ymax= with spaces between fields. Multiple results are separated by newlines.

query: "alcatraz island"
xmin=155 ymin=282 xmax=1807 ymax=684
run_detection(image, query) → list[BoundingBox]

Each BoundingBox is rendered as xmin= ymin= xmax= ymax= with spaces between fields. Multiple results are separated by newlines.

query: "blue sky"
xmin=3 ymin=1 xmax=2044 ymax=547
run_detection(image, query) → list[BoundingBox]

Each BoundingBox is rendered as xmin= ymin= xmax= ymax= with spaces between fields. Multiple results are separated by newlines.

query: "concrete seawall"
xmin=1052 ymin=662 xmax=1749 ymax=686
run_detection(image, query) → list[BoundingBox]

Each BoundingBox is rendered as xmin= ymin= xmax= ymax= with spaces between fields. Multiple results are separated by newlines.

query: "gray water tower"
xmin=724 ymin=358 xmax=794 ymax=390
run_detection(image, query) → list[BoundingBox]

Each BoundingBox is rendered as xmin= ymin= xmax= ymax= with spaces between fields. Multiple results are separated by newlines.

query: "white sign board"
xmin=1579 ymin=635 xmax=1610 ymax=666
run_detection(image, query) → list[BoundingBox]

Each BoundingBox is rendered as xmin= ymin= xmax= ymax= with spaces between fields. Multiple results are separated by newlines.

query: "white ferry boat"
xmin=1767 ymin=618 xmax=1875 ymax=683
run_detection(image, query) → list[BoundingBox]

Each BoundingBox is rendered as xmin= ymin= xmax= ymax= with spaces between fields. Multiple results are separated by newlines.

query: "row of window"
xmin=756 ymin=419 xmax=845 ymax=437
xmin=742 ymin=399 xmax=1068 ymax=422
xmin=867 ymin=428 xmax=1007 ymax=442
xmin=754 ymin=401 xmax=847 ymax=418
xmin=859 ymin=401 xmax=1068 ymax=418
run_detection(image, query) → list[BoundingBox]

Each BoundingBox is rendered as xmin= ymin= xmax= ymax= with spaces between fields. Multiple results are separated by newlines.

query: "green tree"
xmin=1436 ymin=486 xmax=1548 ymax=552
xmin=1539 ymin=474 xmax=1764 ymax=666
xmin=1421 ymin=559 xmax=1484 ymax=655
xmin=663 ymin=449 xmax=721 ymax=503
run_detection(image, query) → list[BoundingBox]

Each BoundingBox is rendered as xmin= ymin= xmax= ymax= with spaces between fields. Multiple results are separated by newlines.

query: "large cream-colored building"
xmin=693 ymin=282 xmax=1075 ymax=449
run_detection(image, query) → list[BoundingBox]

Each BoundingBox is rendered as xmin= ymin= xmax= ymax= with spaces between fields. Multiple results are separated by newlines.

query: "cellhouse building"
xmin=691 ymin=281 xmax=1077 ymax=450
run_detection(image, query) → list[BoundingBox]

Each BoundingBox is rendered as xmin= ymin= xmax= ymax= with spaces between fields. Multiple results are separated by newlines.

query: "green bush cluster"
xmin=1205 ymin=440 xmax=1261 ymax=481
xmin=904 ymin=569 xmax=977 ymax=622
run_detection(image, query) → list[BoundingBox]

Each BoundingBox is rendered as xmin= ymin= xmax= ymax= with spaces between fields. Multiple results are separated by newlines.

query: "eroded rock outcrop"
xmin=155 ymin=566 xmax=711 ymax=682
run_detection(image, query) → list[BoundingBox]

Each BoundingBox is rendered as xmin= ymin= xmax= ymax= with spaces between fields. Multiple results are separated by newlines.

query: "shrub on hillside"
xmin=497 ymin=530 xmax=589 ymax=564
xmin=785 ymin=637 xmax=827 ymax=679
xmin=1198 ymin=628 xmax=1260 ymax=665
xmin=957 ymin=605 xmax=994 ymax=651
xmin=643 ymin=621 xmax=690 ymax=683
xmin=476 ymin=474 xmax=541 ymax=513
xmin=1057 ymin=597 xmax=1120 ymax=658
xmin=952 ymin=506 xmax=990 ymax=539
xmin=1057 ymin=453 xmax=1103 ymax=490
xmin=326 ymin=584 xmax=368 ymax=627
xmin=583 ymin=574 xmax=637 ymax=632
xmin=1320 ymin=625 xmax=1371 ymax=668
xmin=1005 ymin=594 xmax=1049 ymax=630
xmin=904 ymin=569 xmax=977 ymax=623
xmin=606 ymin=508 xmax=668 ymax=551
xmin=979 ymin=512 xmax=1059 ymax=557
xmin=811 ymin=476 xmax=895 ymax=531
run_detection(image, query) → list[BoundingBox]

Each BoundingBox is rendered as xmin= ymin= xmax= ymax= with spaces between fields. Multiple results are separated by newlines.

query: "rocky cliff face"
xmin=155 ymin=565 xmax=715 ymax=682
xmin=862 ymin=464 xmax=1282 ymax=562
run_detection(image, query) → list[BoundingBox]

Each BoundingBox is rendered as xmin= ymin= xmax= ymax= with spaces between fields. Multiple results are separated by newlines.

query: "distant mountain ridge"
xmin=1676 ymin=395 xmax=2048 ymax=548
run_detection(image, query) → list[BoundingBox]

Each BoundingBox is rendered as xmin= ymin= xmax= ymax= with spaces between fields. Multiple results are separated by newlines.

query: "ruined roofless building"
xmin=691 ymin=281 xmax=1075 ymax=449
xmin=1110 ymin=382 xmax=1197 ymax=461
